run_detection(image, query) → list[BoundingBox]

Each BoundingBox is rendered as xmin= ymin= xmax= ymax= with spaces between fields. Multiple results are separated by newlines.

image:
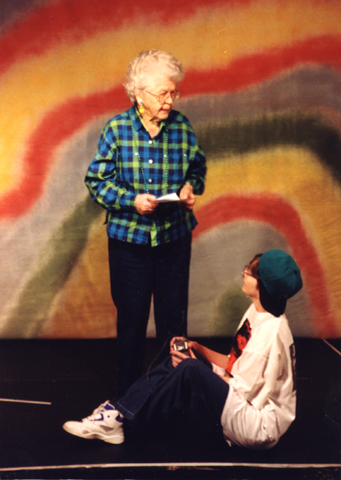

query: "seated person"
xmin=63 ymin=249 xmax=302 ymax=450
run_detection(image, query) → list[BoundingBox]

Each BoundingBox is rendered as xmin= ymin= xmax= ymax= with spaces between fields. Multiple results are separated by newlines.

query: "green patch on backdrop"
xmin=212 ymin=285 xmax=251 ymax=336
xmin=197 ymin=111 xmax=341 ymax=184
xmin=1 ymin=196 xmax=104 ymax=338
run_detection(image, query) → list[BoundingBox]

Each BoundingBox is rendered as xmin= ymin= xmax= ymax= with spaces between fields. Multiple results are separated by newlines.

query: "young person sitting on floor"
xmin=63 ymin=249 xmax=302 ymax=450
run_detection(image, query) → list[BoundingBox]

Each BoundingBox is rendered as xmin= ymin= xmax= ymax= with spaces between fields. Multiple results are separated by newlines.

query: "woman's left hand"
xmin=179 ymin=184 xmax=196 ymax=211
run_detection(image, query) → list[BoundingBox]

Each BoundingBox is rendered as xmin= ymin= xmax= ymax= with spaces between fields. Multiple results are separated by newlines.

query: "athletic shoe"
xmin=63 ymin=401 xmax=124 ymax=444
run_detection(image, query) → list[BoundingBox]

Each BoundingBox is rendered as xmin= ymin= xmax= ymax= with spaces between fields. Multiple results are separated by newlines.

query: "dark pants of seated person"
xmin=113 ymin=355 xmax=229 ymax=439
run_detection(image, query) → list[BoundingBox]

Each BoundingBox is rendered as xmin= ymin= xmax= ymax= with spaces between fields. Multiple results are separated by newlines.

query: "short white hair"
xmin=124 ymin=50 xmax=184 ymax=102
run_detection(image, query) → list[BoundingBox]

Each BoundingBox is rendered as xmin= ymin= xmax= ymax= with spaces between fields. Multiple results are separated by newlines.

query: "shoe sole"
xmin=63 ymin=424 xmax=124 ymax=444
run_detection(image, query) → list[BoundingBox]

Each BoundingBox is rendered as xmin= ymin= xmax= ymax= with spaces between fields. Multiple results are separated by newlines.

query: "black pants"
xmin=114 ymin=355 xmax=229 ymax=438
xmin=109 ymin=234 xmax=192 ymax=396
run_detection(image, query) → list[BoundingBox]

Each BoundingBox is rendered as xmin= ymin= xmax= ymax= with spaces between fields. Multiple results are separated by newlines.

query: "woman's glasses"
xmin=145 ymin=90 xmax=180 ymax=104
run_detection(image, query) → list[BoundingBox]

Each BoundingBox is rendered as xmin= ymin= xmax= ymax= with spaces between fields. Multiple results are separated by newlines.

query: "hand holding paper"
xmin=155 ymin=193 xmax=180 ymax=203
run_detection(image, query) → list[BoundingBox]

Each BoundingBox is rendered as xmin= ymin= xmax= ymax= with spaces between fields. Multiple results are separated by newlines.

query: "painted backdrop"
xmin=0 ymin=0 xmax=340 ymax=339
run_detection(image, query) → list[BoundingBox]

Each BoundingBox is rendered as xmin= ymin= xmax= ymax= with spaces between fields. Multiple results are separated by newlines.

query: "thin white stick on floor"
xmin=0 ymin=398 xmax=51 ymax=405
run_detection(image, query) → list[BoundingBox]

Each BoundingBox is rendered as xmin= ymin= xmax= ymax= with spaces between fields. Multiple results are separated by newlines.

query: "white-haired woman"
xmin=85 ymin=50 xmax=206 ymax=396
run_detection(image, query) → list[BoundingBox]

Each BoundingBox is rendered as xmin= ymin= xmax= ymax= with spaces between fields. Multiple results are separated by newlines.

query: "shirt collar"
xmin=129 ymin=105 xmax=144 ymax=131
xmin=130 ymin=104 xmax=170 ymax=134
xmin=248 ymin=303 xmax=282 ymax=325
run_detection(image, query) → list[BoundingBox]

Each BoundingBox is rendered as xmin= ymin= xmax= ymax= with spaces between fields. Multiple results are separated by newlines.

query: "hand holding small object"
xmin=170 ymin=336 xmax=196 ymax=367
xmin=135 ymin=193 xmax=158 ymax=215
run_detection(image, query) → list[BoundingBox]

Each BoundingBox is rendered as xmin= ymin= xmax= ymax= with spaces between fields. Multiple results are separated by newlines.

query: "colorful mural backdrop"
xmin=0 ymin=0 xmax=340 ymax=339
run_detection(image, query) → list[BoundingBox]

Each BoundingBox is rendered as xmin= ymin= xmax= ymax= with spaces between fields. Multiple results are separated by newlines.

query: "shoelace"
xmin=86 ymin=402 xmax=109 ymax=421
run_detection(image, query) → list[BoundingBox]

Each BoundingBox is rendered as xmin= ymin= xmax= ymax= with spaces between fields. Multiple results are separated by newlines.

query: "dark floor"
xmin=0 ymin=337 xmax=340 ymax=479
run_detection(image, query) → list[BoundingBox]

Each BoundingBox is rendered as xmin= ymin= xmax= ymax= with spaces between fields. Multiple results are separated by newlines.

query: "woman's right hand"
xmin=135 ymin=194 xmax=158 ymax=215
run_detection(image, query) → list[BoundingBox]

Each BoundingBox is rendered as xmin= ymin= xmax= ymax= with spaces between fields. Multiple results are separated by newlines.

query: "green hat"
xmin=258 ymin=249 xmax=303 ymax=317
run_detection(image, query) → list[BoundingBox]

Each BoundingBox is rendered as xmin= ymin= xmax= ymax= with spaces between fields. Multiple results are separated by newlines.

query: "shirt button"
xmin=148 ymin=179 xmax=152 ymax=183
xmin=149 ymin=140 xmax=153 ymax=145
xmin=149 ymin=159 xmax=153 ymax=164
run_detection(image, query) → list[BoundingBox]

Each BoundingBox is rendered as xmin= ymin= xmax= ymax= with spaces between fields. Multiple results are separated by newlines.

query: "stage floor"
xmin=0 ymin=337 xmax=340 ymax=479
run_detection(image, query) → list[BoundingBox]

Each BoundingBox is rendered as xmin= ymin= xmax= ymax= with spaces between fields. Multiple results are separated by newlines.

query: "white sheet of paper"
xmin=156 ymin=193 xmax=180 ymax=203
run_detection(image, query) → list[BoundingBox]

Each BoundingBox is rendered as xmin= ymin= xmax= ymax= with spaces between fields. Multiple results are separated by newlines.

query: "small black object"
xmin=173 ymin=340 xmax=190 ymax=356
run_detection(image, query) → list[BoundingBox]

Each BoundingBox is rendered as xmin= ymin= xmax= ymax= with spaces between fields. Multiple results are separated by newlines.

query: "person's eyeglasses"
xmin=145 ymin=90 xmax=180 ymax=104
xmin=242 ymin=265 xmax=256 ymax=278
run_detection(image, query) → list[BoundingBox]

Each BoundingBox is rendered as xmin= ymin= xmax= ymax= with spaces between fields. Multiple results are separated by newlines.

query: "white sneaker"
xmin=63 ymin=401 xmax=124 ymax=444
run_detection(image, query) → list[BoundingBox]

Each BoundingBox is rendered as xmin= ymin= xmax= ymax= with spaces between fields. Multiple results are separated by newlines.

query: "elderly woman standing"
xmin=85 ymin=50 xmax=206 ymax=396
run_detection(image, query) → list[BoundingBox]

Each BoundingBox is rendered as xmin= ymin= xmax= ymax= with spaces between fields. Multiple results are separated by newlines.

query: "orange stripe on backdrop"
xmin=1 ymin=0 xmax=341 ymax=199
xmin=43 ymin=190 xmax=336 ymax=338
xmin=182 ymin=35 xmax=341 ymax=95
xmin=194 ymin=193 xmax=336 ymax=338
xmin=195 ymin=148 xmax=341 ymax=336
xmin=40 ymin=146 xmax=340 ymax=338
xmin=0 ymin=87 xmax=129 ymax=218
xmin=1 ymin=0 xmax=339 ymax=74
xmin=1 ymin=35 xmax=341 ymax=219
xmin=0 ymin=0 xmax=339 ymax=339
xmin=0 ymin=0 xmax=254 ymax=74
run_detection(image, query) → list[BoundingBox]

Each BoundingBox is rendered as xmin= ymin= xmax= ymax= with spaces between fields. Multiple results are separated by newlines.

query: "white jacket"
xmin=213 ymin=304 xmax=296 ymax=449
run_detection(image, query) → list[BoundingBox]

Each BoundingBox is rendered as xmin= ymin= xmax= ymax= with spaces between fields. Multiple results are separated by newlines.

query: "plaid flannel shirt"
xmin=85 ymin=106 xmax=206 ymax=246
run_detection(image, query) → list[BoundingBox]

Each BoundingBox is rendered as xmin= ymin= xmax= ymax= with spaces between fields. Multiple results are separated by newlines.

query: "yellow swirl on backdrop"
xmin=196 ymin=146 xmax=341 ymax=322
xmin=40 ymin=145 xmax=341 ymax=337
xmin=1 ymin=0 xmax=341 ymax=193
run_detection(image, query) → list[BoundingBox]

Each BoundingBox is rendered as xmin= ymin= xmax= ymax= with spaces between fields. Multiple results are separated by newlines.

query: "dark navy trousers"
xmin=114 ymin=356 xmax=229 ymax=433
xmin=109 ymin=234 xmax=192 ymax=396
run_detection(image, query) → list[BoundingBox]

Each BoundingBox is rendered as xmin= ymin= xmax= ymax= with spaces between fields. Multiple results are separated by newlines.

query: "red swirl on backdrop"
xmin=0 ymin=0 xmax=252 ymax=74
xmin=1 ymin=34 xmax=341 ymax=219
xmin=193 ymin=193 xmax=336 ymax=338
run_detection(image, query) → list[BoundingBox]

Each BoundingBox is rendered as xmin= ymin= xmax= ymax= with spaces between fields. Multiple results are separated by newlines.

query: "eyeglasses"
xmin=145 ymin=89 xmax=180 ymax=104
xmin=242 ymin=265 xmax=256 ymax=278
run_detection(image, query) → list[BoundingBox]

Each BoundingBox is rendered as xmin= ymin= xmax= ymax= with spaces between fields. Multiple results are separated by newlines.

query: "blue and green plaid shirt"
xmin=85 ymin=105 xmax=206 ymax=246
